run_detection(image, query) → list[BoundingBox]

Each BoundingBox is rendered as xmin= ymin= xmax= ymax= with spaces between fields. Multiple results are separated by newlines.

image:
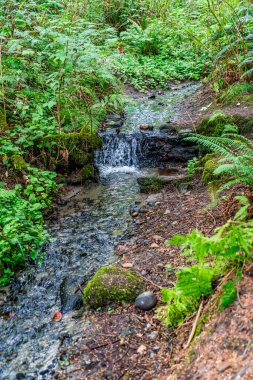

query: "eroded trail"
xmin=0 ymin=83 xmax=199 ymax=380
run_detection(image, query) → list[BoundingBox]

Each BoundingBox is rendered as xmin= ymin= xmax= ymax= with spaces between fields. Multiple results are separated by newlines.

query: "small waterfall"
xmin=96 ymin=133 xmax=142 ymax=173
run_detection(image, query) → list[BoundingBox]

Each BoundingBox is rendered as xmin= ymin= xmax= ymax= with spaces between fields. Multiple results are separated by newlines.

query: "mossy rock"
xmin=137 ymin=176 xmax=166 ymax=193
xmin=83 ymin=265 xmax=145 ymax=308
xmin=41 ymin=130 xmax=102 ymax=167
xmin=81 ymin=164 xmax=95 ymax=180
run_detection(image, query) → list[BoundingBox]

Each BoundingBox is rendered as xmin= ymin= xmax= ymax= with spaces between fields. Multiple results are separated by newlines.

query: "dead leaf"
xmin=115 ymin=244 xmax=128 ymax=255
xmin=150 ymin=243 xmax=159 ymax=248
xmin=52 ymin=310 xmax=62 ymax=322
xmin=122 ymin=262 xmax=133 ymax=268
xmin=137 ymin=345 xmax=147 ymax=355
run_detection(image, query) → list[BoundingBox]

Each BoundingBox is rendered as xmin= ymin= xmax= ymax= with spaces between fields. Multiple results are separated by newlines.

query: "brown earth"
xmin=172 ymin=84 xmax=253 ymax=129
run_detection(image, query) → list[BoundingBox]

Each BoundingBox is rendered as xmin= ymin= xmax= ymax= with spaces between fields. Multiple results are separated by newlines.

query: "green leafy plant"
xmin=187 ymin=157 xmax=201 ymax=177
xmin=219 ymin=280 xmax=237 ymax=311
xmin=0 ymin=187 xmax=49 ymax=285
xmin=185 ymin=127 xmax=253 ymax=188
xmin=158 ymin=216 xmax=253 ymax=327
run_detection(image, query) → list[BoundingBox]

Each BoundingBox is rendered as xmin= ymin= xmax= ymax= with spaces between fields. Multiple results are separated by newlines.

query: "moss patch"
xmin=196 ymin=111 xmax=253 ymax=136
xmin=81 ymin=164 xmax=95 ymax=180
xmin=41 ymin=128 xmax=102 ymax=172
xmin=201 ymin=154 xmax=220 ymax=185
xmin=137 ymin=176 xmax=166 ymax=193
xmin=83 ymin=265 xmax=145 ymax=308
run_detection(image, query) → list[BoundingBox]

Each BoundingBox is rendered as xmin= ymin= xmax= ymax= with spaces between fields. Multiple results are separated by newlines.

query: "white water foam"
xmin=99 ymin=165 xmax=140 ymax=176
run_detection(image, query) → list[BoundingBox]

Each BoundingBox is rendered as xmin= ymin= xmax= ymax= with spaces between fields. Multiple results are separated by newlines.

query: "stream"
xmin=0 ymin=82 xmax=199 ymax=380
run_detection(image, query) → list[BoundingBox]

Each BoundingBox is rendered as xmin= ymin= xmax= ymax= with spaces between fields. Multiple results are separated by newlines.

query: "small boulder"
xmin=135 ymin=291 xmax=157 ymax=311
xmin=83 ymin=266 xmax=144 ymax=308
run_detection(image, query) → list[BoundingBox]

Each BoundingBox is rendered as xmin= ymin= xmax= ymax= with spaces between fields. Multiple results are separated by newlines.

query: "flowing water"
xmin=0 ymin=82 xmax=199 ymax=380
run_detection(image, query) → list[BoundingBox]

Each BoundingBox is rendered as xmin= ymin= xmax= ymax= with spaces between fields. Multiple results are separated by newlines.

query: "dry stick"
xmin=90 ymin=338 xmax=120 ymax=351
xmin=137 ymin=273 xmax=162 ymax=289
xmin=184 ymin=300 xmax=204 ymax=350
xmin=237 ymin=286 xmax=247 ymax=309
xmin=113 ymin=348 xmax=130 ymax=365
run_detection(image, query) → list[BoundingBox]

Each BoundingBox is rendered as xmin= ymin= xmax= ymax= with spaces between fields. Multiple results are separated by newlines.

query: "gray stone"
xmin=178 ymin=128 xmax=192 ymax=135
xmin=135 ymin=291 xmax=157 ymax=311
xmin=148 ymin=331 xmax=159 ymax=341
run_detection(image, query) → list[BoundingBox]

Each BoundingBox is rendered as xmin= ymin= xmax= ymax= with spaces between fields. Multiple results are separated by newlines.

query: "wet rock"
xmin=178 ymin=128 xmax=192 ymax=135
xmin=139 ymin=124 xmax=154 ymax=131
xmin=146 ymin=195 xmax=159 ymax=205
xmin=129 ymin=206 xmax=140 ymax=217
xmin=107 ymin=113 xmax=123 ymax=122
xmin=106 ymin=120 xmax=123 ymax=128
xmin=148 ymin=331 xmax=159 ymax=341
xmin=83 ymin=266 xmax=144 ymax=308
xmin=61 ymin=294 xmax=83 ymax=313
xmin=135 ymin=291 xmax=157 ymax=311
xmin=159 ymin=124 xmax=177 ymax=134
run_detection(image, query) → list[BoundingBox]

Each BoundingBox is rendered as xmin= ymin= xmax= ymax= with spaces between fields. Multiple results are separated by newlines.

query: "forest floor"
xmin=172 ymin=83 xmax=253 ymax=129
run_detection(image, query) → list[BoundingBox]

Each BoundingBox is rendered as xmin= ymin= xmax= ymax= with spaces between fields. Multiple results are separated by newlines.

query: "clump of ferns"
xmin=185 ymin=124 xmax=253 ymax=190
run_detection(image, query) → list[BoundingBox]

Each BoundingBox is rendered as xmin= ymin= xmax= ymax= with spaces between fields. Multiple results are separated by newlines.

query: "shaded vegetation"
xmin=0 ymin=0 xmax=253 ymax=292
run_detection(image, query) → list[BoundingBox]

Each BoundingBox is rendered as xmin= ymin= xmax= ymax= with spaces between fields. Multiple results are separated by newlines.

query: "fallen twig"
xmin=90 ymin=338 xmax=120 ymax=351
xmin=138 ymin=273 xmax=162 ymax=289
xmin=113 ymin=348 xmax=130 ymax=364
xmin=184 ymin=299 xmax=204 ymax=349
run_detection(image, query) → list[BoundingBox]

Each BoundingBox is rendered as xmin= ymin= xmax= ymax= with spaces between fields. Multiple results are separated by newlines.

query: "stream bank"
xmin=55 ymin=180 xmax=213 ymax=380
xmin=0 ymin=82 xmax=199 ymax=379
xmin=1 ymin=80 xmax=253 ymax=380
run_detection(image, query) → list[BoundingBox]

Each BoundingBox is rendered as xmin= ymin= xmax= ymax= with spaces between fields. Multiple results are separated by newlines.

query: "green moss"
xmin=196 ymin=111 xmax=234 ymax=136
xmin=201 ymin=154 xmax=219 ymax=185
xmin=83 ymin=265 xmax=144 ymax=308
xmin=196 ymin=111 xmax=253 ymax=136
xmin=10 ymin=154 xmax=28 ymax=171
xmin=81 ymin=164 xmax=95 ymax=179
xmin=0 ymin=109 xmax=7 ymax=129
xmin=232 ymin=115 xmax=253 ymax=134
xmin=41 ymin=130 xmax=102 ymax=167
xmin=137 ymin=176 xmax=166 ymax=193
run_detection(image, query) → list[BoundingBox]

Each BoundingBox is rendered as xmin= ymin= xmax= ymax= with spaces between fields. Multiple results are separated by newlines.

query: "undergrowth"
xmin=0 ymin=167 xmax=57 ymax=285
xmin=158 ymin=208 xmax=253 ymax=328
